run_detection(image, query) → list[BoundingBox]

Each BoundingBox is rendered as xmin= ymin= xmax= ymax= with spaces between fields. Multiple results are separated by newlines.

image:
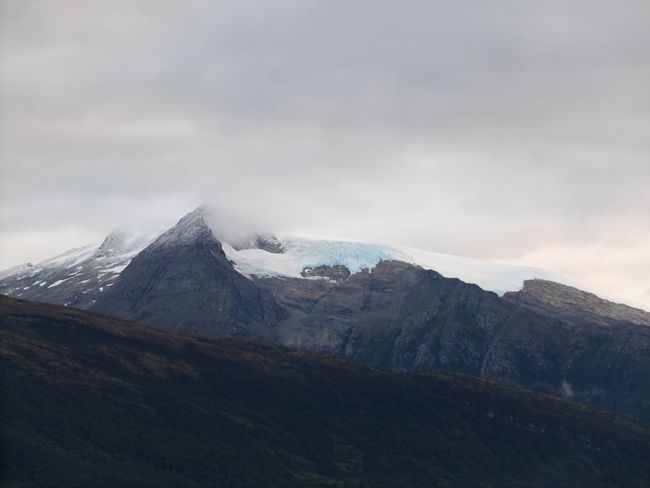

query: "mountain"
xmin=0 ymin=229 xmax=160 ymax=309
xmin=0 ymin=209 xmax=560 ymax=303
xmin=2 ymin=207 xmax=649 ymax=422
xmin=89 ymin=209 xmax=284 ymax=338
xmin=2 ymin=295 xmax=650 ymax=487
xmin=504 ymin=279 xmax=650 ymax=327
xmin=253 ymin=260 xmax=650 ymax=422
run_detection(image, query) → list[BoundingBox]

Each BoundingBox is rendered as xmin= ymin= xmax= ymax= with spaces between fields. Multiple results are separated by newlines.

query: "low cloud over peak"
xmin=1 ymin=0 xmax=648 ymax=308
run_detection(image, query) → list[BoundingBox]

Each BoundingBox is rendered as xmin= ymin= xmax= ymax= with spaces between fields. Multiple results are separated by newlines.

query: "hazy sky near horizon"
xmin=1 ymin=1 xmax=649 ymax=308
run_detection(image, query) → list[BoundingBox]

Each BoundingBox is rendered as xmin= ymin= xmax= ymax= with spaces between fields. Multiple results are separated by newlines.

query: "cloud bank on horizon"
xmin=1 ymin=0 xmax=649 ymax=308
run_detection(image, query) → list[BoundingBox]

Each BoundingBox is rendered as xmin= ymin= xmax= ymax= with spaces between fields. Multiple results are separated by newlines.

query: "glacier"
xmin=221 ymin=234 xmax=563 ymax=295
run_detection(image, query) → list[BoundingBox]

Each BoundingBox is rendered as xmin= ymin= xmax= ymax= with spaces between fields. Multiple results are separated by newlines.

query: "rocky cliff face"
xmin=259 ymin=261 xmax=505 ymax=372
xmin=504 ymin=279 xmax=650 ymax=327
xmin=92 ymin=209 xmax=284 ymax=339
xmin=258 ymin=262 xmax=650 ymax=421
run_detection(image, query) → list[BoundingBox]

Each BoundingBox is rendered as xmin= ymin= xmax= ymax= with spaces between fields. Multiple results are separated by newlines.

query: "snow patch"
xmin=48 ymin=279 xmax=68 ymax=288
xmin=100 ymin=264 xmax=128 ymax=274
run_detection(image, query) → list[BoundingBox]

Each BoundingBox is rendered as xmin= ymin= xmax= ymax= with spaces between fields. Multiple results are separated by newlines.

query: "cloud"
xmin=560 ymin=380 xmax=575 ymax=399
xmin=1 ymin=1 xmax=648 ymax=306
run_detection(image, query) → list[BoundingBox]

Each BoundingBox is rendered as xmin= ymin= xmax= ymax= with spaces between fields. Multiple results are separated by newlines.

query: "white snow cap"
xmin=218 ymin=232 xmax=562 ymax=295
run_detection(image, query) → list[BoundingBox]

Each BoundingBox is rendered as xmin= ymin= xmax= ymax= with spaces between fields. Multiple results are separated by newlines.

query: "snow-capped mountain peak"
xmin=0 ymin=228 xmax=161 ymax=307
xmin=0 ymin=207 xmax=561 ymax=303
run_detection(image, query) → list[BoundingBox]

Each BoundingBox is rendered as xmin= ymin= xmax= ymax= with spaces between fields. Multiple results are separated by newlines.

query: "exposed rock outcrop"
xmin=92 ymin=209 xmax=284 ymax=338
xmin=300 ymin=264 xmax=351 ymax=281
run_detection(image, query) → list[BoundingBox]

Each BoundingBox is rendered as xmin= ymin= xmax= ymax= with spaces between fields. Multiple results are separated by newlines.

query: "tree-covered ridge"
xmin=2 ymin=295 xmax=649 ymax=487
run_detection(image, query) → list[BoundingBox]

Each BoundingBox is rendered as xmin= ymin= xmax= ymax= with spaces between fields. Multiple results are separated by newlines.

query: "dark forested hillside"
xmin=2 ymin=295 xmax=649 ymax=487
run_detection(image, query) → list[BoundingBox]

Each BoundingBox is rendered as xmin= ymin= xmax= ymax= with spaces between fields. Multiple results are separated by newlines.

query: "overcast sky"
xmin=1 ymin=0 xmax=649 ymax=308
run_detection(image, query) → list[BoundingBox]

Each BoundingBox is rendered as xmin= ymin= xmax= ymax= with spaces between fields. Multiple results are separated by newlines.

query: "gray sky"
xmin=1 ymin=0 xmax=649 ymax=308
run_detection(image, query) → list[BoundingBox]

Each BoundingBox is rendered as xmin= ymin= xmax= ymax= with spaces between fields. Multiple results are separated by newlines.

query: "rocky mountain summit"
xmin=231 ymin=232 xmax=285 ymax=254
xmin=504 ymin=279 xmax=650 ymax=327
xmin=2 ymin=207 xmax=649 ymax=422
xmin=92 ymin=209 xmax=284 ymax=338
xmin=0 ymin=229 xmax=159 ymax=308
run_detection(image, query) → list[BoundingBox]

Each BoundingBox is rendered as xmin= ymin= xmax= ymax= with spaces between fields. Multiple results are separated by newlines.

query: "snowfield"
xmin=221 ymin=234 xmax=563 ymax=295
